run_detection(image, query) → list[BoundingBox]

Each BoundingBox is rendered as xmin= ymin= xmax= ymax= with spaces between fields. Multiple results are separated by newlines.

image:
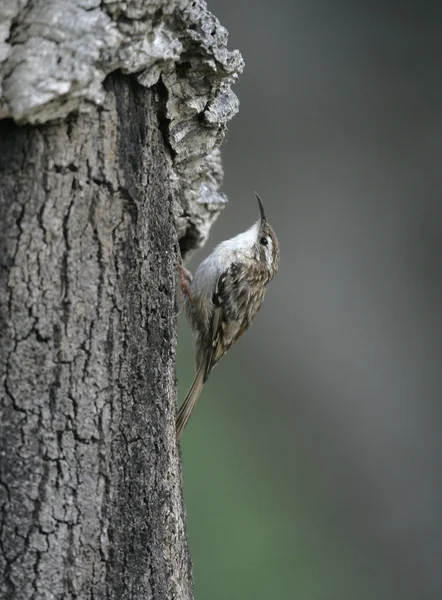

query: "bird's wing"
xmin=204 ymin=268 xmax=247 ymax=377
xmin=176 ymin=267 xmax=246 ymax=439
xmin=205 ymin=305 xmax=225 ymax=379
xmin=231 ymin=318 xmax=249 ymax=347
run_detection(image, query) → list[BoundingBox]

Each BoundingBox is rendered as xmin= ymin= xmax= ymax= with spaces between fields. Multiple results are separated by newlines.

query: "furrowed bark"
xmin=0 ymin=1 xmax=242 ymax=598
xmin=0 ymin=74 xmax=187 ymax=600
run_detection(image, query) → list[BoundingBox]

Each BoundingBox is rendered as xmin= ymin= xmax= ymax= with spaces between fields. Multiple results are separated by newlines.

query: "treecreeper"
xmin=177 ymin=192 xmax=280 ymax=439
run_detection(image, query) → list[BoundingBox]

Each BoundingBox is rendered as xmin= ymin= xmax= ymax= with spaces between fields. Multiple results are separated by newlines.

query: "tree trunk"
xmin=0 ymin=2 xmax=242 ymax=599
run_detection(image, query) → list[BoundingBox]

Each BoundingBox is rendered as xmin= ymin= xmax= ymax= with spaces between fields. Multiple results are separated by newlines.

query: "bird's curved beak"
xmin=254 ymin=191 xmax=266 ymax=225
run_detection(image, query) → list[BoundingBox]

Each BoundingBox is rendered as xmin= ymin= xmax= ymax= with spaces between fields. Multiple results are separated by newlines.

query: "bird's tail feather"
xmin=176 ymin=362 xmax=206 ymax=440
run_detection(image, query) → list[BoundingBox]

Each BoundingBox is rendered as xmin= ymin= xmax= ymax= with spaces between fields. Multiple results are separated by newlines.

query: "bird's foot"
xmin=179 ymin=264 xmax=194 ymax=304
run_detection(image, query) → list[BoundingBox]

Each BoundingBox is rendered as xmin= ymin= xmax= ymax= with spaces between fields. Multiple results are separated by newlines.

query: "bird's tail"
xmin=176 ymin=362 xmax=206 ymax=440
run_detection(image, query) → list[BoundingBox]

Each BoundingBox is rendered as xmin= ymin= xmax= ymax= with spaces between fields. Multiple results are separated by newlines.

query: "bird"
xmin=177 ymin=191 xmax=280 ymax=439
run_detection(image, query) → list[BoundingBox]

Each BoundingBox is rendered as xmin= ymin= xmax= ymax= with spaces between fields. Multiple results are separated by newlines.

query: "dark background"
xmin=177 ymin=2 xmax=442 ymax=598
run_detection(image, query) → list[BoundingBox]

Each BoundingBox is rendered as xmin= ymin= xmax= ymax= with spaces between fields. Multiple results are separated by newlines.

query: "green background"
xmin=178 ymin=324 xmax=389 ymax=600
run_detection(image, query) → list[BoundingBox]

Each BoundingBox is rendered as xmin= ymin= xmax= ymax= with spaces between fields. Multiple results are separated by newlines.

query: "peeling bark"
xmin=0 ymin=0 xmax=243 ymax=248
xmin=0 ymin=1 xmax=242 ymax=598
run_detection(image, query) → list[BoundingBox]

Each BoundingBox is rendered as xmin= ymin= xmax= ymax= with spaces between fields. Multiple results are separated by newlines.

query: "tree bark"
xmin=0 ymin=2 xmax=242 ymax=599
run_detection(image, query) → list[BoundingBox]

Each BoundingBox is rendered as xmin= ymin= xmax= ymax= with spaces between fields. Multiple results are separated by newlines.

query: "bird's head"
xmin=217 ymin=192 xmax=280 ymax=280
xmin=252 ymin=191 xmax=280 ymax=279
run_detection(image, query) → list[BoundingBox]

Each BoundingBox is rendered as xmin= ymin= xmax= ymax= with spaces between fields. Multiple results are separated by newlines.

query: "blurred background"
xmin=177 ymin=2 xmax=442 ymax=599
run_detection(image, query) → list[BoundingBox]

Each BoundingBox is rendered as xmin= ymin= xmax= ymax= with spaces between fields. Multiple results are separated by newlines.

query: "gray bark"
xmin=0 ymin=2 xmax=242 ymax=599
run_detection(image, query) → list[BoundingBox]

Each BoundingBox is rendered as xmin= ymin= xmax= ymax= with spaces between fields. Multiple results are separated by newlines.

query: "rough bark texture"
xmin=0 ymin=1 xmax=242 ymax=599
xmin=0 ymin=0 xmax=243 ymax=248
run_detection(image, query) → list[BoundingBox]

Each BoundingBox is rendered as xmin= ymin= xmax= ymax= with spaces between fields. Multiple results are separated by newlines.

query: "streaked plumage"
xmin=177 ymin=192 xmax=280 ymax=439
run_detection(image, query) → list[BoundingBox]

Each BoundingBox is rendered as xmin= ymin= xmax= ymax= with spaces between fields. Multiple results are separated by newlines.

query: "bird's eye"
xmin=260 ymin=236 xmax=268 ymax=246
